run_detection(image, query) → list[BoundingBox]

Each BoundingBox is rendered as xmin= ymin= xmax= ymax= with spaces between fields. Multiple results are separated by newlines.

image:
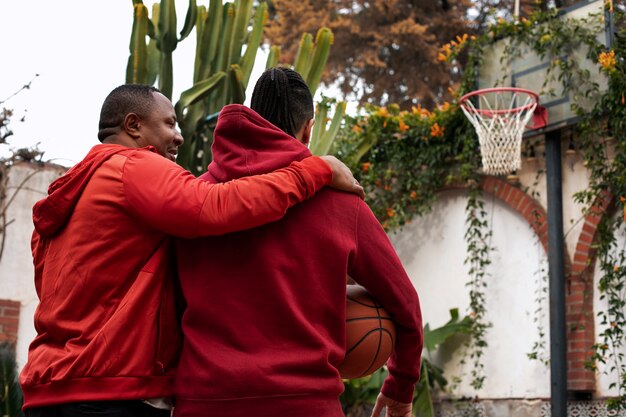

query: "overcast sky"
xmin=0 ymin=1 xmax=271 ymax=167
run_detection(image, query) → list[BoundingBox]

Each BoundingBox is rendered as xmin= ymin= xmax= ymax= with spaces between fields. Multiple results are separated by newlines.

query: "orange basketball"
xmin=337 ymin=285 xmax=396 ymax=379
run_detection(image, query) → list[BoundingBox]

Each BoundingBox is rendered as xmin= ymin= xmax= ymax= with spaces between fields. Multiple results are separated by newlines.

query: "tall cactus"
xmin=126 ymin=1 xmax=343 ymax=174
xmin=279 ymin=28 xmax=346 ymax=157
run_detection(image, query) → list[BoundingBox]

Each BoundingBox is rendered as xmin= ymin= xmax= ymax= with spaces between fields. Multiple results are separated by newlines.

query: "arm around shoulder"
xmin=122 ymin=151 xmax=333 ymax=237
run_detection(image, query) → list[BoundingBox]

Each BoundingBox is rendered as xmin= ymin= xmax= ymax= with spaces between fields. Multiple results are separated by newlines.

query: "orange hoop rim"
xmin=459 ymin=87 xmax=540 ymax=116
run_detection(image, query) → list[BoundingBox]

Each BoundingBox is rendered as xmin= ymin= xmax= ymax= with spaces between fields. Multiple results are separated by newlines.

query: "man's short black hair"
xmin=250 ymin=67 xmax=314 ymax=138
xmin=98 ymin=84 xmax=161 ymax=142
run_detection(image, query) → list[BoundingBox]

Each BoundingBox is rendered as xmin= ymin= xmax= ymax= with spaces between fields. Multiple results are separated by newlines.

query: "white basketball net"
xmin=461 ymin=91 xmax=537 ymax=176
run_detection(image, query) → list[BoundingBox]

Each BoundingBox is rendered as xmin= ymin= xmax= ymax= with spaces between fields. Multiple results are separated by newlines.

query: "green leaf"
xmin=175 ymin=71 xmax=227 ymax=120
xmin=414 ymin=362 xmax=436 ymax=417
xmin=424 ymin=309 xmax=472 ymax=352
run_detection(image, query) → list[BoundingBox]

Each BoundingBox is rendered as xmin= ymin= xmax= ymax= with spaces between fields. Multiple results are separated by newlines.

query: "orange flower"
xmin=598 ymin=50 xmax=616 ymax=71
xmin=411 ymin=105 xmax=431 ymax=118
xmin=430 ymin=123 xmax=445 ymax=137
xmin=375 ymin=106 xmax=390 ymax=118
xmin=438 ymin=102 xmax=451 ymax=112
xmin=410 ymin=191 xmax=418 ymax=200
xmin=398 ymin=120 xmax=410 ymax=132
xmin=622 ymin=94 xmax=625 ymax=105
xmin=614 ymin=265 xmax=620 ymax=272
xmin=386 ymin=207 xmax=396 ymax=218
xmin=352 ymin=125 xmax=363 ymax=134
xmin=361 ymin=162 xmax=371 ymax=173
xmin=384 ymin=184 xmax=391 ymax=191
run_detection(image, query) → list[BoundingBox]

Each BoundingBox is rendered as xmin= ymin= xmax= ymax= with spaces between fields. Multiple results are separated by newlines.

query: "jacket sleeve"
xmin=122 ymin=151 xmax=332 ymax=237
xmin=348 ymin=200 xmax=423 ymax=404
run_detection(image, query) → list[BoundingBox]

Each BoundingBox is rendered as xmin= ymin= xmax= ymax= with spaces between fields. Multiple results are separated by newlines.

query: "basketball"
xmin=338 ymin=285 xmax=396 ymax=379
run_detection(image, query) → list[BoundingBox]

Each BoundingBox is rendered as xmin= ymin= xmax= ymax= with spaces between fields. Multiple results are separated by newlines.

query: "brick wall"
xmin=0 ymin=299 xmax=20 ymax=344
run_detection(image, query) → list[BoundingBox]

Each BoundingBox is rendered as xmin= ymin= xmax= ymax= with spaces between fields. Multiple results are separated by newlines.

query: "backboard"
xmin=477 ymin=0 xmax=613 ymax=136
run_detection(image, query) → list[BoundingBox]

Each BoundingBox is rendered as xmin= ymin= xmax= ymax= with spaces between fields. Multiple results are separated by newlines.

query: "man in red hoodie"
xmin=175 ymin=68 xmax=423 ymax=417
xmin=20 ymin=84 xmax=363 ymax=417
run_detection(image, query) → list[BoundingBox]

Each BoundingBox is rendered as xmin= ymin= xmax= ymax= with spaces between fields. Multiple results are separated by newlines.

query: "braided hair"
xmin=250 ymin=67 xmax=314 ymax=138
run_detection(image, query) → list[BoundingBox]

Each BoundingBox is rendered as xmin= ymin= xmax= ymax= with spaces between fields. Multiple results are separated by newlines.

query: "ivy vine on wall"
xmin=333 ymin=4 xmax=626 ymax=402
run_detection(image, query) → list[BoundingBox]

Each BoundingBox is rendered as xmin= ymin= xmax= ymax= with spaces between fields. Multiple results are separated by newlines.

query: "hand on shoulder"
xmin=319 ymin=155 xmax=365 ymax=200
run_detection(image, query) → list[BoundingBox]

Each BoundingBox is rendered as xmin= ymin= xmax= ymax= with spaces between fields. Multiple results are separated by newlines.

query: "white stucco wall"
xmin=390 ymin=189 xmax=551 ymax=398
xmin=0 ymin=162 xmax=64 ymax=368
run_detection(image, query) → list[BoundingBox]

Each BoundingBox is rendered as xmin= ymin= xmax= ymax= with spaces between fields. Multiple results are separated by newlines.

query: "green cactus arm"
xmin=240 ymin=1 xmax=267 ymax=86
xmin=126 ymin=2 xmax=149 ymax=84
xmin=266 ymin=45 xmax=281 ymax=69
xmin=309 ymin=102 xmax=328 ymax=155
xmin=176 ymin=103 xmax=202 ymax=169
xmin=159 ymin=52 xmax=174 ymax=99
xmin=215 ymin=3 xmax=236 ymax=74
xmin=202 ymin=0 xmax=223 ymax=80
xmin=306 ymin=28 xmax=333 ymax=96
xmin=159 ymin=0 xmax=178 ymax=53
xmin=230 ymin=0 xmax=253 ymax=66
xmin=179 ymin=0 xmax=197 ymax=41
xmin=145 ymin=3 xmax=161 ymax=86
xmin=175 ymin=72 xmax=227 ymax=169
xmin=146 ymin=36 xmax=160 ymax=86
xmin=213 ymin=3 xmax=236 ymax=109
xmin=293 ymin=33 xmax=313 ymax=80
xmin=194 ymin=5 xmax=206 ymax=83
xmin=149 ymin=3 xmax=160 ymax=41
xmin=229 ymin=64 xmax=246 ymax=105
xmin=314 ymin=101 xmax=346 ymax=156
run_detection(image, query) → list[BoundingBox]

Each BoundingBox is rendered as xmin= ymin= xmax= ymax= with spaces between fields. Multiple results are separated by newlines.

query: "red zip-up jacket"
xmin=19 ymin=143 xmax=332 ymax=409
xmin=174 ymin=105 xmax=423 ymax=417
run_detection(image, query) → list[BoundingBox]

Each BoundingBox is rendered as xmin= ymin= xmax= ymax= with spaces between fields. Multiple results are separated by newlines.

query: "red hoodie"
xmin=20 ymin=143 xmax=332 ymax=409
xmin=175 ymin=105 xmax=423 ymax=417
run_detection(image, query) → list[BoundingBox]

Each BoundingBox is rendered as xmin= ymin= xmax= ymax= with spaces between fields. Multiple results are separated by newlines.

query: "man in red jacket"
xmin=20 ymin=84 xmax=363 ymax=417
xmin=175 ymin=68 xmax=423 ymax=417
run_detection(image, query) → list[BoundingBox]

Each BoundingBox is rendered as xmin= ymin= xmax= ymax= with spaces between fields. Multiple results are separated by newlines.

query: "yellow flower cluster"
xmin=411 ymin=105 xmax=432 ymax=118
xmin=437 ymin=34 xmax=472 ymax=62
xmin=599 ymin=50 xmax=616 ymax=72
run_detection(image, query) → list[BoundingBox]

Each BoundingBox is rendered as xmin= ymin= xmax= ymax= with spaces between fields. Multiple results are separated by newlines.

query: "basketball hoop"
xmin=459 ymin=87 xmax=547 ymax=176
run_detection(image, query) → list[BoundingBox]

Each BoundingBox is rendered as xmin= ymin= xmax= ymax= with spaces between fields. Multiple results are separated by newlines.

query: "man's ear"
xmin=123 ymin=113 xmax=142 ymax=140
xmin=302 ymin=119 xmax=314 ymax=146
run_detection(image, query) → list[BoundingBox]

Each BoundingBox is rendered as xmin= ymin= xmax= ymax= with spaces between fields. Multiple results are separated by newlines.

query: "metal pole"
xmin=545 ymin=129 xmax=567 ymax=417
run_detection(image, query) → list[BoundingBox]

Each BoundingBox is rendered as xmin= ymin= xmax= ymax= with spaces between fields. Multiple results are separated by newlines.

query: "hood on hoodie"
xmin=206 ymin=104 xmax=312 ymax=183
xmin=32 ymin=144 xmax=152 ymax=237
